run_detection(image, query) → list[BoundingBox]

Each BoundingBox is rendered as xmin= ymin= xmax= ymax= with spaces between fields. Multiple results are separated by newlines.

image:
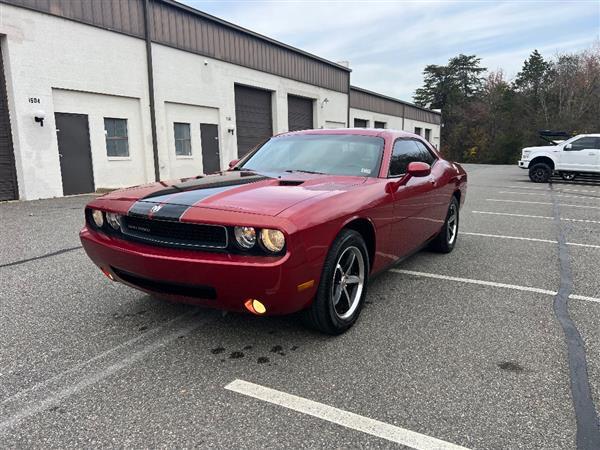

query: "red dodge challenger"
xmin=81 ymin=129 xmax=466 ymax=334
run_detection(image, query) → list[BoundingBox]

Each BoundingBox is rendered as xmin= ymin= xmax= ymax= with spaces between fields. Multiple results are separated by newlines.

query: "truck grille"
xmin=120 ymin=215 xmax=228 ymax=250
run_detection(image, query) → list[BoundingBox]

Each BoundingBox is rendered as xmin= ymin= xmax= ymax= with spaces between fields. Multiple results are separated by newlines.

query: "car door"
xmin=387 ymin=139 xmax=438 ymax=257
xmin=560 ymin=137 xmax=600 ymax=172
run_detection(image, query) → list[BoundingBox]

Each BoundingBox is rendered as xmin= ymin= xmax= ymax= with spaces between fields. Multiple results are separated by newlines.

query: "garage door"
xmin=0 ymin=46 xmax=18 ymax=201
xmin=287 ymin=95 xmax=313 ymax=131
xmin=234 ymin=85 xmax=273 ymax=157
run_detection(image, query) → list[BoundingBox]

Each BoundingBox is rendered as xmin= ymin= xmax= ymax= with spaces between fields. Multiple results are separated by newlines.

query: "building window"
xmin=354 ymin=118 xmax=368 ymax=128
xmin=174 ymin=122 xmax=192 ymax=156
xmin=414 ymin=127 xmax=422 ymax=136
xmin=374 ymin=121 xmax=386 ymax=129
xmin=104 ymin=118 xmax=129 ymax=157
xmin=425 ymin=128 xmax=431 ymax=141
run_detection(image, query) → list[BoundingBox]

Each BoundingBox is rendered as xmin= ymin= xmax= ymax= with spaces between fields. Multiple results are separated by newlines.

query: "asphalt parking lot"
xmin=1 ymin=164 xmax=600 ymax=449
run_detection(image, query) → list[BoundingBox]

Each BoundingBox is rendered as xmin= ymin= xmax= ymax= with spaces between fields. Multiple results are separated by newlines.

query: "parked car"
xmin=518 ymin=133 xmax=600 ymax=182
xmin=80 ymin=129 xmax=467 ymax=334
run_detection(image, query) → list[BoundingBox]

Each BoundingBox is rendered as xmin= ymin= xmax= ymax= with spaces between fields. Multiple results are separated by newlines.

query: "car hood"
xmin=102 ymin=170 xmax=367 ymax=218
xmin=522 ymin=145 xmax=558 ymax=153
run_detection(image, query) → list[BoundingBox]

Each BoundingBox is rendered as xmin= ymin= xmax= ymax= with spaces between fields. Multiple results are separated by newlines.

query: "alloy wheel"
xmin=447 ymin=203 xmax=458 ymax=245
xmin=331 ymin=246 xmax=365 ymax=320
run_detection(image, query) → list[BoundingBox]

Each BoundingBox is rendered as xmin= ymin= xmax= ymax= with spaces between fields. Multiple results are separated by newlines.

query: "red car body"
xmin=80 ymin=129 xmax=467 ymax=315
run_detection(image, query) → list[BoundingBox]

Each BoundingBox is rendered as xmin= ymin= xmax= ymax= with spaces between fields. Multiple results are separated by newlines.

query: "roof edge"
xmin=166 ymin=0 xmax=352 ymax=73
xmin=350 ymin=85 xmax=441 ymax=115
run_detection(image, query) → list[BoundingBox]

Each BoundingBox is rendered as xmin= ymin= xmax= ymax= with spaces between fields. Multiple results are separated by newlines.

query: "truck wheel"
xmin=529 ymin=163 xmax=551 ymax=183
xmin=561 ymin=172 xmax=577 ymax=181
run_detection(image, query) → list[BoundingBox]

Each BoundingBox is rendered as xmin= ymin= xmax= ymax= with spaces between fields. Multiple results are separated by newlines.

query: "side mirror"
xmin=406 ymin=161 xmax=431 ymax=177
xmin=385 ymin=162 xmax=432 ymax=193
xmin=564 ymin=143 xmax=572 ymax=150
xmin=228 ymin=159 xmax=239 ymax=169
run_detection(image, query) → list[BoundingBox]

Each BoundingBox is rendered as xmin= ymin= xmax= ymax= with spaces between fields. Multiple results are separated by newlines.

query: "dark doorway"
xmin=200 ymin=123 xmax=220 ymax=174
xmin=234 ymin=84 xmax=273 ymax=157
xmin=354 ymin=118 xmax=368 ymax=128
xmin=55 ymin=113 xmax=94 ymax=195
xmin=287 ymin=95 xmax=313 ymax=131
xmin=0 ymin=45 xmax=18 ymax=201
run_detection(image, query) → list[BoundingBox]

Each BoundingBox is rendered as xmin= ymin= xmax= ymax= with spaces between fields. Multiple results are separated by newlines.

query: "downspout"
xmin=402 ymin=105 xmax=405 ymax=131
xmin=347 ymin=74 xmax=351 ymax=127
xmin=143 ymin=0 xmax=161 ymax=182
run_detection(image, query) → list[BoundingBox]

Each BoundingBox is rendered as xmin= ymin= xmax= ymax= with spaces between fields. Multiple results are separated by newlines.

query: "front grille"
xmin=112 ymin=267 xmax=217 ymax=299
xmin=120 ymin=215 xmax=228 ymax=250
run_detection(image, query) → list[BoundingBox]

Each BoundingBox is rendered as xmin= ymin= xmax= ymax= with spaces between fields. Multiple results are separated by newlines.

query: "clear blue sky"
xmin=181 ymin=0 xmax=600 ymax=102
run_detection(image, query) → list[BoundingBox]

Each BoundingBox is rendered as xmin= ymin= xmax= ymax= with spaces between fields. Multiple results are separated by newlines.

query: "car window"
xmin=413 ymin=140 xmax=436 ymax=165
xmin=240 ymin=134 xmax=384 ymax=177
xmin=389 ymin=139 xmax=423 ymax=177
xmin=569 ymin=137 xmax=600 ymax=151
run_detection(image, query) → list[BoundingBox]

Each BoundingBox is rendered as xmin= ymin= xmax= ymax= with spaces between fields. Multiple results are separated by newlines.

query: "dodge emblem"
xmin=150 ymin=204 xmax=163 ymax=213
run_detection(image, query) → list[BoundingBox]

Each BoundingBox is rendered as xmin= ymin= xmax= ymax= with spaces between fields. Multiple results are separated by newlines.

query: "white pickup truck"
xmin=518 ymin=134 xmax=600 ymax=182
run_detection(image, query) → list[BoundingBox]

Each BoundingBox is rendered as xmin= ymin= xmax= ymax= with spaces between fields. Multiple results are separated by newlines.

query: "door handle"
xmin=589 ymin=152 xmax=595 ymax=156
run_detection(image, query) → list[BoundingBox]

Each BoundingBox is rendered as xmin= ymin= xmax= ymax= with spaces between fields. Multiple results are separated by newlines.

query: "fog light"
xmin=244 ymin=298 xmax=266 ymax=315
xmin=101 ymin=267 xmax=114 ymax=281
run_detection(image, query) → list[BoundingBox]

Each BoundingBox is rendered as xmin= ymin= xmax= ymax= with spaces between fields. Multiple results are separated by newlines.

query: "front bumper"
xmin=518 ymin=160 xmax=529 ymax=169
xmin=80 ymin=227 xmax=318 ymax=315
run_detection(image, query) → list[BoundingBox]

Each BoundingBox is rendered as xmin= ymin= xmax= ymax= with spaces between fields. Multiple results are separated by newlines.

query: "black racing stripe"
xmin=142 ymin=172 xmax=269 ymax=200
xmin=128 ymin=201 xmax=157 ymax=217
xmin=149 ymin=203 xmax=190 ymax=221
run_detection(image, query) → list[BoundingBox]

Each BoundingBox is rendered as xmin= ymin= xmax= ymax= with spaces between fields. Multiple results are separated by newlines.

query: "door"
xmin=287 ymin=95 xmax=313 ymax=131
xmin=55 ymin=113 xmax=94 ymax=195
xmin=560 ymin=137 xmax=600 ymax=172
xmin=234 ymin=85 xmax=273 ymax=157
xmin=0 ymin=45 xmax=18 ymax=201
xmin=200 ymin=123 xmax=220 ymax=174
xmin=387 ymin=139 xmax=438 ymax=257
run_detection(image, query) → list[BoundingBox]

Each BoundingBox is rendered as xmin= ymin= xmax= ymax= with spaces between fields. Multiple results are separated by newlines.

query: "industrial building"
xmin=0 ymin=0 xmax=441 ymax=201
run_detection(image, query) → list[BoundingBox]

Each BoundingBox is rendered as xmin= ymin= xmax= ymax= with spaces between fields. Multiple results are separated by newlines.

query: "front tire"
xmin=303 ymin=229 xmax=369 ymax=335
xmin=430 ymin=196 xmax=459 ymax=253
xmin=529 ymin=163 xmax=552 ymax=183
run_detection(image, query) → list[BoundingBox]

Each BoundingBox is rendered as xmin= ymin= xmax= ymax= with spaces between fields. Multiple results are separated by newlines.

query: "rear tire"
xmin=529 ymin=163 xmax=552 ymax=183
xmin=430 ymin=196 xmax=459 ymax=253
xmin=303 ymin=229 xmax=369 ymax=335
xmin=561 ymin=172 xmax=577 ymax=181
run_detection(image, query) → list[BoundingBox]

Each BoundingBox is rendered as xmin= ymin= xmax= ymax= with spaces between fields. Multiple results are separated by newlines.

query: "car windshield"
xmin=240 ymin=134 xmax=384 ymax=177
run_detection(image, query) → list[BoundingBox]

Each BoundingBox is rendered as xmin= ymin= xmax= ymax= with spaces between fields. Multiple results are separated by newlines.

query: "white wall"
xmin=350 ymin=107 xmax=441 ymax=148
xmin=163 ymin=102 xmax=219 ymax=179
xmin=151 ymin=43 xmax=349 ymax=180
xmin=0 ymin=4 xmax=152 ymax=200
xmin=52 ymin=89 xmax=150 ymax=189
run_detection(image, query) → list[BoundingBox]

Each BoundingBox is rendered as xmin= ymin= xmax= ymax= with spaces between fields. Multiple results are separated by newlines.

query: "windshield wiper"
xmin=285 ymin=169 xmax=325 ymax=175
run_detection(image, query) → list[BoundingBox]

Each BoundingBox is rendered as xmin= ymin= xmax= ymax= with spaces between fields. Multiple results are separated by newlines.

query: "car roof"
xmin=274 ymin=128 xmax=421 ymax=140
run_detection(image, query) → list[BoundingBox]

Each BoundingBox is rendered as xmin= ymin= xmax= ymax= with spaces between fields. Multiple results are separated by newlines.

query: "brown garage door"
xmin=288 ymin=95 xmax=313 ymax=131
xmin=0 ymin=46 xmax=18 ymax=201
xmin=235 ymin=85 xmax=273 ymax=157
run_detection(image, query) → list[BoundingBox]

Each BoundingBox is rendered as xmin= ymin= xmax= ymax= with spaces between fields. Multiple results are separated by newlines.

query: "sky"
xmin=180 ymin=0 xmax=600 ymax=103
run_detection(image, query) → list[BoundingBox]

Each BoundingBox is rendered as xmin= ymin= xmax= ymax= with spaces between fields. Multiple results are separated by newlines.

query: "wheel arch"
xmin=341 ymin=217 xmax=376 ymax=270
xmin=529 ymin=155 xmax=555 ymax=170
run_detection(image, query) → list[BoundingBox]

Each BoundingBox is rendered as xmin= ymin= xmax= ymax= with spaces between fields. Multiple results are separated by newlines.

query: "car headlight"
xmin=260 ymin=228 xmax=285 ymax=253
xmin=106 ymin=212 xmax=121 ymax=230
xmin=234 ymin=226 xmax=256 ymax=249
xmin=91 ymin=209 xmax=104 ymax=228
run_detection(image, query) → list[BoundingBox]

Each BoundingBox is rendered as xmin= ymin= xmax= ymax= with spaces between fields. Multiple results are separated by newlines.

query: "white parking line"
xmin=225 ymin=379 xmax=469 ymax=450
xmin=472 ymin=211 xmax=600 ymax=225
xmin=390 ymin=269 xmax=600 ymax=304
xmin=486 ymin=199 xmax=600 ymax=210
xmin=507 ymin=185 xmax=600 ymax=194
xmin=499 ymin=191 xmax=600 ymax=200
xmin=461 ymin=231 xmax=600 ymax=249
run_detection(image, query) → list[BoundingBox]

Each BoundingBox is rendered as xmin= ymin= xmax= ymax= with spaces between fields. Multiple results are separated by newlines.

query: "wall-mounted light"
xmin=320 ymin=98 xmax=329 ymax=109
xmin=34 ymin=110 xmax=46 ymax=127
